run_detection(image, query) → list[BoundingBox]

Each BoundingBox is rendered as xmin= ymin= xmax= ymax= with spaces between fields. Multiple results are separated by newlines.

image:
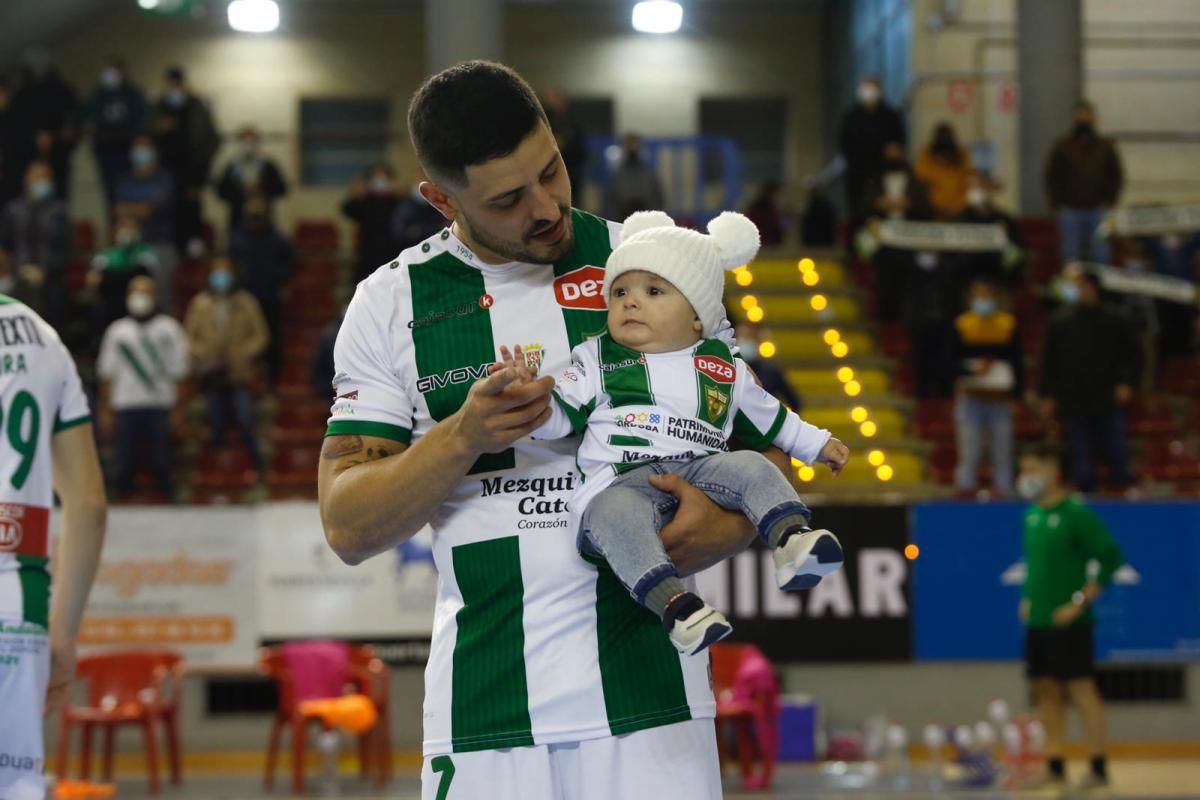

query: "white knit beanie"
xmin=605 ymin=210 xmax=761 ymax=338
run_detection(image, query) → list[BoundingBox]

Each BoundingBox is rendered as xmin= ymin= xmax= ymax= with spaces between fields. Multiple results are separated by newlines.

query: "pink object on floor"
xmin=279 ymin=640 xmax=351 ymax=702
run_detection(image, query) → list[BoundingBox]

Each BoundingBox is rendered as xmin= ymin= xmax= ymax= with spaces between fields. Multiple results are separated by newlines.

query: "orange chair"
xmin=260 ymin=644 xmax=392 ymax=794
xmin=711 ymin=643 xmax=779 ymax=791
xmin=56 ymin=651 xmax=186 ymax=795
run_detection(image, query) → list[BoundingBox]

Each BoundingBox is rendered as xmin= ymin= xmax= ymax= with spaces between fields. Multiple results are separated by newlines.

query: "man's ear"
xmin=419 ymin=180 xmax=457 ymax=222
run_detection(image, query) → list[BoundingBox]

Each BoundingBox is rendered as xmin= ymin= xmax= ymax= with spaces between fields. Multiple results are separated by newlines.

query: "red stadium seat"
xmin=1127 ymin=398 xmax=1177 ymax=438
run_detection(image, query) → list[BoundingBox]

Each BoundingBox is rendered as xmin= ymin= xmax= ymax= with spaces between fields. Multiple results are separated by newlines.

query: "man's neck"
xmin=450 ymin=221 xmax=510 ymax=266
xmin=1038 ymin=487 xmax=1069 ymax=509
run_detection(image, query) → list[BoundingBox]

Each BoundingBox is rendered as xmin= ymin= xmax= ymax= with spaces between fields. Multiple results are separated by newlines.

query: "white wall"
xmin=908 ymin=0 xmax=1200 ymax=211
xmin=50 ymin=2 xmax=824 ymax=241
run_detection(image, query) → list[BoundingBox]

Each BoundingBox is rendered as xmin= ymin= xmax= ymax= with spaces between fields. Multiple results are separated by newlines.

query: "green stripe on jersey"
xmin=325 ymin=420 xmax=412 ymax=443
xmin=608 ymin=434 xmax=651 ymax=447
xmin=17 ymin=556 xmax=50 ymax=628
xmin=450 ymin=537 xmax=534 ymax=752
xmin=554 ymin=210 xmax=613 ymax=349
xmin=408 ymin=252 xmax=514 ymax=475
xmin=734 ymin=404 xmax=788 ymax=450
xmin=594 ymin=565 xmax=692 ymax=735
xmin=693 ymin=339 xmax=734 ymax=429
xmin=598 ymin=334 xmax=654 ymax=407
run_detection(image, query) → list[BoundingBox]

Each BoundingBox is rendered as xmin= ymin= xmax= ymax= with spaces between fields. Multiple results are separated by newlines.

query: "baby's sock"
xmin=645 ymin=575 xmax=689 ymax=620
xmin=767 ymin=516 xmax=811 ymax=549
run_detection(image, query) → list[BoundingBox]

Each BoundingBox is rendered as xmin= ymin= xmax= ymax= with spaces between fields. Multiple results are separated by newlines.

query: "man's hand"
xmin=45 ymin=636 xmax=76 ymax=716
xmin=650 ymin=473 xmax=755 ymax=577
xmin=1051 ymin=602 xmax=1084 ymax=628
xmin=1018 ymin=598 xmax=1030 ymax=624
xmin=816 ymin=437 xmax=850 ymax=475
xmin=493 ymin=344 xmax=535 ymax=382
xmin=1114 ymin=384 xmax=1133 ymax=406
xmin=451 ymin=365 xmax=554 ymax=456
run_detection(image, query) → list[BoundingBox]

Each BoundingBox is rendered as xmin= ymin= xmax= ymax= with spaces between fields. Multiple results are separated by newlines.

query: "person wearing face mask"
xmin=184 ymin=257 xmax=268 ymax=474
xmin=82 ymin=56 xmax=146 ymax=213
xmin=949 ymin=279 xmax=1023 ymax=496
xmin=342 ymin=163 xmax=405 ymax=284
xmin=0 ymin=161 xmax=69 ymax=329
xmin=914 ymin=122 xmax=973 ymax=219
xmin=228 ymin=197 xmax=293 ymax=382
xmin=953 ymin=171 xmax=1025 ymax=286
xmin=152 ymin=66 xmax=219 ymax=254
xmin=113 ymin=135 xmax=178 ymax=308
xmin=604 ymin=133 xmax=664 ymax=221
xmin=97 ymin=275 xmax=188 ymax=500
xmin=862 ymin=141 xmax=934 ymax=324
xmin=1038 ymin=269 xmax=1140 ymax=493
xmin=216 ymin=125 xmax=288 ymax=234
xmin=1016 ymin=445 xmax=1122 ymax=792
xmin=839 ymin=76 xmax=907 ymax=236
xmin=89 ymin=214 xmax=159 ymax=339
xmin=9 ymin=49 xmax=78 ymax=202
xmin=734 ymin=315 xmax=801 ymax=412
xmin=1044 ymin=101 xmax=1123 ymax=267
xmin=0 ymin=247 xmax=44 ymax=313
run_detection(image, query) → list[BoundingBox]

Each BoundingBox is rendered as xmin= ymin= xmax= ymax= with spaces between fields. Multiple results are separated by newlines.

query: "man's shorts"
xmin=1025 ymin=623 xmax=1095 ymax=681
xmin=0 ymin=620 xmax=50 ymax=800
xmin=420 ymin=718 xmax=723 ymax=800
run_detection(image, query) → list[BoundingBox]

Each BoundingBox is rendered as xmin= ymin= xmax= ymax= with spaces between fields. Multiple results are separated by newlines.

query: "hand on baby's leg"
xmin=491 ymin=344 xmax=535 ymax=382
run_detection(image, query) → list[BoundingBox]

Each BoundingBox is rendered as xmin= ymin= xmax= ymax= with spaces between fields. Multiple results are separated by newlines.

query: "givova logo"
xmin=416 ymin=363 xmax=492 ymax=394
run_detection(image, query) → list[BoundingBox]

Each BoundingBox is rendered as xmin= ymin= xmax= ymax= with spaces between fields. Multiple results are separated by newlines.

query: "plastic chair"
xmin=56 ymin=651 xmax=186 ymax=795
xmin=261 ymin=642 xmax=391 ymax=794
xmin=711 ymin=643 xmax=779 ymax=790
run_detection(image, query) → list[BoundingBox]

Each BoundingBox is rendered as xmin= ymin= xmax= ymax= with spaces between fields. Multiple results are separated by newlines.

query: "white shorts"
xmin=0 ymin=620 xmax=50 ymax=800
xmin=420 ymin=718 xmax=722 ymax=800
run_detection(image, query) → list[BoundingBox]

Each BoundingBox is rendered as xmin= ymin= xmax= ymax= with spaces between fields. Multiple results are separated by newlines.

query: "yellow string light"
xmin=810 ymin=294 xmax=828 ymax=311
xmin=798 ymin=465 xmax=815 ymax=482
xmin=844 ymin=380 xmax=862 ymax=397
xmin=758 ymin=341 xmax=776 ymax=358
xmin=876 ymin=464 xmax=894 ymax=481
xmin=736 ymin=270 xmax=753 ymax=287
xmin=831 ymin=342 xmax=849 ymax=358
xmin=851 ymin=406 xmax=868 ymax=423
xmin=798 ymin=258 xmax=815 ymax=273
xmin=823 ymin=329 xmax=841 ymax=345
xmin=836 ymin=366 xmax=855 ymax=383
xmin=802 ymin=271 xmax=819 ymax=287
xmin=740 ymin=295 xmax=758 ymax=311
xmin=868 ymin=449 xmax=885 ymax=467
xmin=747 ymin=306 xmax=764 ymax=323
xmin=860 ymin=420 xmax=878 ymax=437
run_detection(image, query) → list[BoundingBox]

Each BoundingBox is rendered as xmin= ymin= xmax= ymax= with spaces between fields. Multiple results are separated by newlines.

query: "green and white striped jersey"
xmin=532 ymin=332 xmax=831 ymax=528
xmin=327 ymin=210 xmax=716 ymax=756
xmin=0 ymin=297 xmax=91 ymax=627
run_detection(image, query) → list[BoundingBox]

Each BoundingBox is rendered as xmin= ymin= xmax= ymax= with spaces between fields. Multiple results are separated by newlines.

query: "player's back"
xmin=0 ymin=297 xmax=91 ymax=626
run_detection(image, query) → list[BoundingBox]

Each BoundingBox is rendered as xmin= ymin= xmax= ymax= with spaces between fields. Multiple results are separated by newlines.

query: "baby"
xmin=496 ymin=211 xmax=850 ymax=655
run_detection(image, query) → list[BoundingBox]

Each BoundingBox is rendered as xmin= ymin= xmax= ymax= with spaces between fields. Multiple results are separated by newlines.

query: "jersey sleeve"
xmin=731 ymin=358 xmax=829 ymax=463
xmin=165 ymin=318 xmax=190 ymax=380
xmin=532 ymin=341 xmax=601 ymax=440
xmin=50 ymin=328 xmax=91 ymax=433
xmin=326 ymin=287 xmax=415 ymax=443
xmin=96 ymin=323 xmax=118 ymax=381
xmin=1074 ymin=505 xmax=1124 ymax=588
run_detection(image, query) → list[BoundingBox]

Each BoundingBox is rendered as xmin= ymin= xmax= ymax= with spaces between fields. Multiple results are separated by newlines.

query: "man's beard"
xmin=461 ymin=205 xmax=575 ymax=265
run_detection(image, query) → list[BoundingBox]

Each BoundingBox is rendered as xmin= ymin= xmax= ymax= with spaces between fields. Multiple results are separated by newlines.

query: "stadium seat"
xmin=266 ymin=447 xmax=319 ymax=493
xmin=913 ymin=398 xmax=955 ymax=441
xmin=1128 ymin=397 xmax=1177 ymax=437
xmin=56 ymin=651 xmax=186 ymax=795
xmin=293 ymin=220 xmax=339 ymax=250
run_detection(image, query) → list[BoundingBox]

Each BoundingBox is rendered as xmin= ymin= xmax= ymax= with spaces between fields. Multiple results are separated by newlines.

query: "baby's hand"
xmin=491 ymin=344 xmax=535 ymax=382
xmin=817 ymin=437 xmax=850 ymax=476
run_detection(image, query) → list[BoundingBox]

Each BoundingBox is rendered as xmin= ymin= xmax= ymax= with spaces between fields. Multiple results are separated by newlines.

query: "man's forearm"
xmin=49 ymin=500 xmax=106 ymax=641
xmin=321 ymin=417 xmax=479 ymax=565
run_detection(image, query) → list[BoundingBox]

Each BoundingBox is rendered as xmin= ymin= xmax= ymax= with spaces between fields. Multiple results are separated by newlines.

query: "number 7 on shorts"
xmin=431 ymin=755 xmax=455 ymax=800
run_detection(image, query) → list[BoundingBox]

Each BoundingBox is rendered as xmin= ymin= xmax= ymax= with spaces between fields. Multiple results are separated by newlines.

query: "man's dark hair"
xmin=1073 ymin=99 xmax=1095 ymax=114
xmin=407 ymin=61 xmax=548 ymax=187
xmin=1022 ymin=442 xmax=1067 ymax=478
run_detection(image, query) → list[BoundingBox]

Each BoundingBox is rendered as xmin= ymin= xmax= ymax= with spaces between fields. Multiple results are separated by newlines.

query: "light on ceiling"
xmin=138 ymin=0 xmax=161 ymax=9
xmin=228 ymin=0 xmax=279 ymax=33
xmin=632 ymin=1 xmax=683 ymax=34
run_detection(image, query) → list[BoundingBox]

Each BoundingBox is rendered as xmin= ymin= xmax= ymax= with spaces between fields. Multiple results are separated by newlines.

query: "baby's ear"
xmin=693 ymin=317 xmax=703 ymax=332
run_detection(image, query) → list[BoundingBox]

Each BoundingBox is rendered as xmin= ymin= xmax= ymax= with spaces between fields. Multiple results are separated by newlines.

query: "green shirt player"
xmin=317 ymin=62 xmax=785 ymax=800
xmin=0 ymin=298 xmax=107 ymax=800
xmin=1017 ymin=445 xmax=1123 ymax=792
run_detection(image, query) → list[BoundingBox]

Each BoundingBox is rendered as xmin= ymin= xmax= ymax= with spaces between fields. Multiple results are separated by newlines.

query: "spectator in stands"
xmin=1044 ymin=101 xmax=1123 ymax=266
xmin=541 ymin=88 xmax=588 ymax=204
xmin=0 ymin=77 xmax=36 ymax=208
xmin=152 ymin=65 xmax=219 ymax=255
xmin=228 ymin=196 xmax=293 ymax=383
xmin=1134 ymin=231 xmax=1199 ymax=361
xmin=1039 ymin=269 xmax=1139 ymax=493
xmin=951 ymin=278 xmax=1023 ymax=496
xmin=734 ymin=316 xmax=800 ymax=412
xmin=862 ymin=141 xmax=934 ymax=323
xmin=953 ymin=171 xmax=1026 ymax=285
xmin=1017 ymin=444 xmax=1122 ymax=793
xmin=97 ymin=274 xmax=188 ymax=500
xmin=83 ymin=56 xmax=146 ymax=213
xmin=744 ymin=181 xmax=787 ymax=248
xmin=185 ymin=256 xmax=268 ymax=474
xmin=10 ymin=48 xmax=78 ymax=200
xmin=342 ymin=163 xmax=402 ymax=283
xmin=0 ymin=248 xmax=44 ymax=312
xmin=799 ymin=180 xmax=838 ymax=247
xmin=89 ymin=214 xmax=158 ymax=338
xmin=839 ymin=75 xmax=906 ymax=233
xmin=114 ymin=135 xmax=177 ymax=307
xmin=605 ymin=133 xmax=664 ymax=220
xmin=915 ymin=122 xmax=973 ymax=219
xmin=311 ymin=308 xmax=344 ymax=400
xmin=0 ymin=161 xmax=69 ymax=328
xmin=216 ymin=125 xmax=288 ymax=233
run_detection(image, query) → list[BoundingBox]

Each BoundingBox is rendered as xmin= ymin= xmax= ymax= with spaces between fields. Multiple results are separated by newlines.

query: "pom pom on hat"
xmin=707 ymin=211 xmax=761 ymax=271
xmin=621 ymin=210 xmax=676 ymax=239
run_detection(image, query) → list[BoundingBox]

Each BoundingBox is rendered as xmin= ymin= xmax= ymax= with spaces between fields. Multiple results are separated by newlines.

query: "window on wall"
xmin=299 ymin=98 xmax=391 ymax=187
xmin=699 ymin=97 xmax=788 ymax=184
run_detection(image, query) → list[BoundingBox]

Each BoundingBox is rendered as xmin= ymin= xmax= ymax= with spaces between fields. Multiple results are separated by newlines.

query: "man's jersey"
xmin=0 ymin=297 xmax=91 ymax=627
xmin=327 ymin=210 xmax=716 ymax=756
xmin=533 ymin=332 xmax=831 ymax=529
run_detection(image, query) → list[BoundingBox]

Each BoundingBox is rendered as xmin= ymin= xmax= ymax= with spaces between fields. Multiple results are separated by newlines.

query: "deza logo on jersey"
xmin=554 ymin=266 xmax=606 ymax=310
xmin=0 ymin=518 xmax=22 ymax=552
xmin=695 ymin=356 xmax=735 ymax=384
xmin=416 ymin=363 xmax=493 ymax=394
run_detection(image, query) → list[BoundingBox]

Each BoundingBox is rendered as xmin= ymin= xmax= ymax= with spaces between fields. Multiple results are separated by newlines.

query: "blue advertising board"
xmin=912 ymin=502 xmax=1200 ymax=661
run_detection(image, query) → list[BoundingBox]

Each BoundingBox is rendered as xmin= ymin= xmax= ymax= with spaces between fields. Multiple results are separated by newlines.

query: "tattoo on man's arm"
xmin=322 ymin=435 xmax=364 ymax=460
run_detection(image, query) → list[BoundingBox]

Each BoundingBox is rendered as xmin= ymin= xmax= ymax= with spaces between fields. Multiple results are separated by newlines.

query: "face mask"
xmin=166 ymin=88 xmax=186 ymax=108
xmin=209 ymin=271 xmax=234 ymax=293
xmin=127 ymin=292 xmax=155 ymax=319
xmin=1017 ymin=472 xmax=1047 ymax=501
xmin=858 ymin=83 xmax=880 ymax=106
xmin=966 ymin=187 xmax=988 ymax=208
xmin=1059 ymin=281 xmax=1081 ymax=305
xmin=131 ymin=147 xmax=156 ymax=168
xmin=1073 ymin=121 xmax=1094 ymax=137
xmin=100 ymin=67 xmax=121 ymax=90
xmin=369 ymin=175 xmax=393 ymax=194
xmin=115 ymin=228 xmax=139 ymax=246
xmin=28 ymin=179 xmax=53 ymax=201
xmin=971 ymin=297 xmax=997 ymax=316
xmin=238 ymin=141 xmax=259 ymax=160
xmin=0 ymin=276 xmax=14 ymax=294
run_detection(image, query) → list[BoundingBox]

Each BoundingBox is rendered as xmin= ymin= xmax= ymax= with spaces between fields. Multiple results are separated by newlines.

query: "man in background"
xmin=1045 ymin=101 xmax=1123 ymax=267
